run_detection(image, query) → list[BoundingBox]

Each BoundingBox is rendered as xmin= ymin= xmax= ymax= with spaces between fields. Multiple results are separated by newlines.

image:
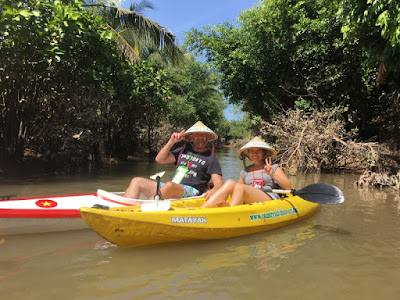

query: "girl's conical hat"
xmin=182 ymin=121 xmax=218 ymax=141
xmin=237 ymin=137 xmax=277 ymax=158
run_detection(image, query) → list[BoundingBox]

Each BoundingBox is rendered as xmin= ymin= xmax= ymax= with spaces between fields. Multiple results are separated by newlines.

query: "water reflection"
xmin=70 ymin=223 xmax=319 ymax=299
xmin=1 ymin=218 xmax=319 ymax=299
xmin=1 ymin=149 xmax=400 ymax=299
xmin=0 ymin=148 xmax=244 ymax=199
xmin=0 ymin=148 xmax=356 ymax=198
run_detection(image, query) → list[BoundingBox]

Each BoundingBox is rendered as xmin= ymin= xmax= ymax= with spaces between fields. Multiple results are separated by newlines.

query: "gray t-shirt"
xmin=239 ymin=164 xmax=280 ymax=200
xmin=171 ymin=145 xmax=222 ymax=193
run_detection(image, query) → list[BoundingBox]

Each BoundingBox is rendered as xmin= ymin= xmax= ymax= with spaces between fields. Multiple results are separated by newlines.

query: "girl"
xmin=202 ymin=137 xmax=291 ymax=207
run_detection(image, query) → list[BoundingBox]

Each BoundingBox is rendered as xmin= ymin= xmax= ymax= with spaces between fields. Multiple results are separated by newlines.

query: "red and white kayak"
xmin=0 ymin=189 xmax=203 ymax=236
xmin=0 ymin=190 xmax=145 ymax=236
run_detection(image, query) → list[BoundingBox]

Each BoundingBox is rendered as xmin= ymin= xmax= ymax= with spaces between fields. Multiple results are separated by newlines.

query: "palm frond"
xmin=112 ymin=7 xmax=176 ymax=48
xmin=129 ymin=0 xmax=156 ymax=14
xmin=107 ymin=25 xmax=140 ymax=63
xmin=83 ymin=3 xmax=184 ymax=64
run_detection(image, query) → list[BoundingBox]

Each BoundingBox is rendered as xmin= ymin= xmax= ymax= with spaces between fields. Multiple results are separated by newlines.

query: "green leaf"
xmin=19 ymin=9 xmax=32 ymax=19
xmin=376 ymin=10 xmax=389 ymax=28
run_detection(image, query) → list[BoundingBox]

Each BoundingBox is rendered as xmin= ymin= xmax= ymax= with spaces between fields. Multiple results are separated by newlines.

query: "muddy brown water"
xmin=1 ymin=149 xmax=400 ymax=299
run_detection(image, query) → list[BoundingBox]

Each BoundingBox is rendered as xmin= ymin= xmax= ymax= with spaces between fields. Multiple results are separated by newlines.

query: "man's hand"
xmin=203 ymin=174 xmax=223 ymax=200
xmin=155 ymin=129 xmax=185 ymax=164
xmin=169 ymin=129 xmax=185 ymax=144
xmin=203 ymin=187 xmax=219 ymax=200
xmin=203 ymin=189 xmax=213 ymax=200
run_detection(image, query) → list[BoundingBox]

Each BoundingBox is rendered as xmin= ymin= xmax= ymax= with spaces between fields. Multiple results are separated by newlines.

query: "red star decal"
xmin=35 ymin=199 xmax=58 ymax=208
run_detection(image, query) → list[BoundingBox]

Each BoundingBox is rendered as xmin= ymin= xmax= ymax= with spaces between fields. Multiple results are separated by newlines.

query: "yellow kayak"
xmin=79 ymin=195 xmax=319 ymax=247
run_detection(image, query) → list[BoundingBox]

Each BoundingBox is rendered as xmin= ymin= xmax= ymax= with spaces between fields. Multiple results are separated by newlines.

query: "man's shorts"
xmin=159 ymin=183 xmax=200 ymax=198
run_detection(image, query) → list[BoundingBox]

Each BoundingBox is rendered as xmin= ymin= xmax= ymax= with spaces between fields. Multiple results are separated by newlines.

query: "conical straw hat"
xmin=237 ymin=137 xmax=277 ymax=158
xmin=182 ymin=121 xmax=218 ymax=141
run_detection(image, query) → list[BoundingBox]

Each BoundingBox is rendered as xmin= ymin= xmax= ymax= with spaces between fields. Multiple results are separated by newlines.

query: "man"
xmin=124 ymin=121 xmax=223 ymax=200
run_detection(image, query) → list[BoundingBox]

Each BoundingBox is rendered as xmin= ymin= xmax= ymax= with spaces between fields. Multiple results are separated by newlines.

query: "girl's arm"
xmin=271 ymin=167 xmax=292 ymax=190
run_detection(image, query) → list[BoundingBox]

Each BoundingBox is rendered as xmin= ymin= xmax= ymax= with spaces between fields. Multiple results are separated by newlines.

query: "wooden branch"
xmin=287 ymin=121 xmax=308 ymax=164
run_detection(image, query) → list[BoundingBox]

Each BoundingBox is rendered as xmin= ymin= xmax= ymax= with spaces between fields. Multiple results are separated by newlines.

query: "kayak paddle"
xmin=141 ymin=171 xmax=171 ymax=212
xmin=149 ymin=171 xmax=165 ymax=180
xmin=270 ymin=183 xmax=345 ymax=204
xmin=141 ymin=182 xmax=344 ymax=212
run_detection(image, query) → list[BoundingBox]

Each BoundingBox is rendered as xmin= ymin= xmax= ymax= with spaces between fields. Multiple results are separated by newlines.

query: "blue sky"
xmin=122 ymin=0 xmax=259 ymax=45
xmin=121 ymin=0 xmax=259 ymax=121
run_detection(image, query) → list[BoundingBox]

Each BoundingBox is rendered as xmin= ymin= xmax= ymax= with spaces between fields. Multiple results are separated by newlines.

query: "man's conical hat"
xmin=182 ymin=121 xmax=218 ymax=141
xmin=237 ymin=137 xmax=277 ymax=158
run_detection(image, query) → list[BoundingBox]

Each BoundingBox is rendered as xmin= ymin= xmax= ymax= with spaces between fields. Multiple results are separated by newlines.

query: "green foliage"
xmin=1 ymin=0 xmax=113 ymax=168
xmin=82 ymin=0 xmax=184 ymax=65
xmin=165 ymin=56 xmax=226 ymax=136
xmin=338 ymin=0 xmax=400 ymax=145
xmin=0 ymin=0 xmax=171 ymax=171
xmin=226 ymin=118 xmax=250 ymax=140
xmin=185 ymin=0 xmax=400 ymax=145
xmin=366 ymin=152 xmax=376 ymax=168
xmin=4 ymin=0 xmax=400 ymax=174
xmin=340 ymin=0 xmax=400 ymax=70
xmin=186 ymin=0 xmax=364 ymax=121
xmin=106 ymin=59 xmax=170 ymax=157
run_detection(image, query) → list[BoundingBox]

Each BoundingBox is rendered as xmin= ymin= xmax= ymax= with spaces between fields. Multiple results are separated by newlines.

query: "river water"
xmin=1 ymin=149 xmax=400 ymax=299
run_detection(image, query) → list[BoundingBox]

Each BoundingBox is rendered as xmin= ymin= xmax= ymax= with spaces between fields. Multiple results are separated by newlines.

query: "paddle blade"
xmin=141 ymin=200 xmax=171 ymax=212
xmin=293 ymin=183 xmax=345 ymax=205
xmin=150 ymin=171 xmax=165 ymax=180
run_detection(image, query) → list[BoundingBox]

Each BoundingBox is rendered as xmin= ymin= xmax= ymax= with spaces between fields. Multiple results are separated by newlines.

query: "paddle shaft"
xmin=154 ymin=176 xmax=161 ymax=201
xmin=141 ymin=176 xmax=171 ymax=211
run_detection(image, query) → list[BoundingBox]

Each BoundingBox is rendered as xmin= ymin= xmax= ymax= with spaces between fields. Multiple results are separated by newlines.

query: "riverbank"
xmin=0 ymin=158 xmax=46 ymax=178
xmin=2 ymin=140 xmax=399 ymax=192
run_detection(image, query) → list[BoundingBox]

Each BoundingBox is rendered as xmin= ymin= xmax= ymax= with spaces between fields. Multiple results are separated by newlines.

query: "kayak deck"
xmin=80 ymin=196 xmax=319 ymax=247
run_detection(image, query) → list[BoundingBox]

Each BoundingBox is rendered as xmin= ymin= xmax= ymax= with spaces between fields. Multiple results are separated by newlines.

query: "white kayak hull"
xmin=0 ymin=191 xmax=203 ymax=236
xmin=0 ymin=192 xmax=132 ymax=235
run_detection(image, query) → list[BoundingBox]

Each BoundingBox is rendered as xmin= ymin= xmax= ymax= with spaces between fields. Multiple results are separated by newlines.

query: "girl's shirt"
xmin=239 ymin=164 xmax=280 ymax=200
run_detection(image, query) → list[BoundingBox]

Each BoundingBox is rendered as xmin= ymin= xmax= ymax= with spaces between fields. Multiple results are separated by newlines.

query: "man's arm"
xmin=203 ymin=173 xmax=223 ymax=200
xmin=155 ymin=129 xmax=185 ymax=164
